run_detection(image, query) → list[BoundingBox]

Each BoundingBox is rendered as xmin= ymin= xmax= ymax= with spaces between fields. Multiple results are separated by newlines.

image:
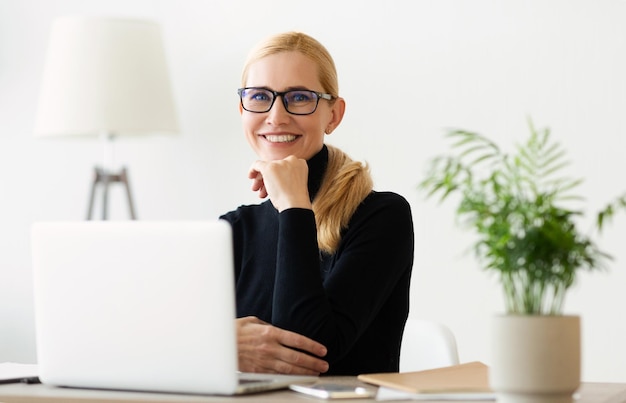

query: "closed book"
xmin=358 ymin=361 xmax=492 ymax=395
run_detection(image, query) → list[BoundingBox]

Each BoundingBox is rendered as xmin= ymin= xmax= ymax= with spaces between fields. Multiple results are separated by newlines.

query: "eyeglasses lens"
xmin=240 ymin=89 xmax=319 ymax=115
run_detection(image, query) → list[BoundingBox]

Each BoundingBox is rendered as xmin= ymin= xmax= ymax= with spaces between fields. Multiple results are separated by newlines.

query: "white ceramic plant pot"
xmin=490 ymin=315 xmax=580 ymax=403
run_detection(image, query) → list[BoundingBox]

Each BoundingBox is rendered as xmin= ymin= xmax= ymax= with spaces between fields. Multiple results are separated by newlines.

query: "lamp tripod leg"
xmin=120 ymin=167 xmax=137 ymax=220
xmin=101 ymin=171 xmax=110 ymax=220
xmin=87 ymin=167 xmax=100 ymax=220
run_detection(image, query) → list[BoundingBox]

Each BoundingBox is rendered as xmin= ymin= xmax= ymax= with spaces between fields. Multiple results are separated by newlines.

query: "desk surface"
xmin=1 ymin=379 xmax=626 ymax=403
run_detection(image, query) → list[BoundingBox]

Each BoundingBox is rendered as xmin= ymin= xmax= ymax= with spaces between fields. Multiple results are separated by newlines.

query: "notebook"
xmin=358 ymin=361 xmax=494 ymax=400
xmin=31 ymin=220 xmax=317 ymax=395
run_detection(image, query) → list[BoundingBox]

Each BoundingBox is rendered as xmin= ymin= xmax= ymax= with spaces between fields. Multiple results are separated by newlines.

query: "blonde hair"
xmin=243 ymin=32 xmax=372 ymax=254
xmin=241 ymin=31 xmax=339 ymax=97
xmin=314 ymin=145 xmax=373 ymax=254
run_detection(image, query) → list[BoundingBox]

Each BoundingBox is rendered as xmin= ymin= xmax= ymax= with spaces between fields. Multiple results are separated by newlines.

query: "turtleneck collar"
xmin=307 ymin=145 xmax=329 ymax=201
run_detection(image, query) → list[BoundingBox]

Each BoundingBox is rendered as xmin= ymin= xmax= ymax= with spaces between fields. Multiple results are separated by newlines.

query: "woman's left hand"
xmin=248 ymin=156 xmax=312 ymax=212
xmin=236 ymin=316 xmax=329 ymax=375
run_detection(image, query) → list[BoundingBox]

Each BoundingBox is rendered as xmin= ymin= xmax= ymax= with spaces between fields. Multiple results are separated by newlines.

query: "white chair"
xmin=399 ymin=318 xmax=460 ymax=372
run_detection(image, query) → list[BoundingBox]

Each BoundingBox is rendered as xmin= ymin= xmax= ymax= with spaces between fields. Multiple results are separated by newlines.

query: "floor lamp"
xmin=34 ymin=16 xmax=179 ymax=220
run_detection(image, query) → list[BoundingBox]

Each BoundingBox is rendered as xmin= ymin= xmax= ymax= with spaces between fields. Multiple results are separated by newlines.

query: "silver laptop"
xmin=31 ymin=220 xmax=316 ymax=395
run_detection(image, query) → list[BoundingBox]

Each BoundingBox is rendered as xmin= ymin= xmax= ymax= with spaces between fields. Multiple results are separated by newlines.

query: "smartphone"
xmin=289 ymin=382 xmax=375 ymax=399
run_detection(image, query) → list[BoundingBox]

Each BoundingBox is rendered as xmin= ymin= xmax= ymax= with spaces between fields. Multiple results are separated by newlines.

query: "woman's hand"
xmin=236 ymin=316 xmax=329 ymax=375
xmin=248 ymin=156 xmax=312 ymax=212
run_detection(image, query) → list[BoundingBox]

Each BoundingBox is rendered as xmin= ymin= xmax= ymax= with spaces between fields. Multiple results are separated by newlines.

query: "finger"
xmin=274 ymin=348 xmax=329 ymax=375
xmin=248 ymin=341 xmax=328 ymax=375
xmin=249 ymin=171 xmax=263 ymax=190
xmin=248 ymin=174 xmax=268 ymax=199
xmin=250 ymin=178 xmax=263 ymax=192
xmin=248 ymin=161 xmax=266 ymax=179
xmin=276 ymin=329 xmax=327 ymax=358
xmin=271 ymin=328 xmax=328 ymax=374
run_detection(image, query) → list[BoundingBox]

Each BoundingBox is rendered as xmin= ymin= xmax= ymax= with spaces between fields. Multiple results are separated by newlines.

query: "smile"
xmin=263 ymin=134 xmax=298 ymax=143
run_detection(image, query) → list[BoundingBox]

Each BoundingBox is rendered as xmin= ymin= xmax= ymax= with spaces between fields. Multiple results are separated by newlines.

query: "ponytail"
xmin=313 ymin=145 xmax=373 ymax=254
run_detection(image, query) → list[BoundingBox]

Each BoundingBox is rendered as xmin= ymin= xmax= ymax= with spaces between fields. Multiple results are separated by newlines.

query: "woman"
xmin=220 ymin=32 xmax=414 ymax=376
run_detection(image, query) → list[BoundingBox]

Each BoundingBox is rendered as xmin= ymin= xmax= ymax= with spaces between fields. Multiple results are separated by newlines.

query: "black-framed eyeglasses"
xmin=237 ymin=87 xmax=334 ymax=115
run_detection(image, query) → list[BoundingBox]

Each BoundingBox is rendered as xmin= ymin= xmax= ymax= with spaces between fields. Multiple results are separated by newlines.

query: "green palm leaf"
xmin=418 ymin=119 xmax=623 ymax=315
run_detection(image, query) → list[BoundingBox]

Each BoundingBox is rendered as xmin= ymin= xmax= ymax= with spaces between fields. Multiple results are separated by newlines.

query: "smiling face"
xmin=240 ymin=51 xmax=345 ymax=161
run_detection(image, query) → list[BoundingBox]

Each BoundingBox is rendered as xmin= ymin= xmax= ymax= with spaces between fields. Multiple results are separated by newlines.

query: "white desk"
xmin=1 ymin=379 xmax=626 ymax=403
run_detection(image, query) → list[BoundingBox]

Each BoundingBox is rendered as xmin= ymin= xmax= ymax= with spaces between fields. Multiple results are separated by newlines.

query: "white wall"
xmin=1 ymin=0 xmax=625 ymax=382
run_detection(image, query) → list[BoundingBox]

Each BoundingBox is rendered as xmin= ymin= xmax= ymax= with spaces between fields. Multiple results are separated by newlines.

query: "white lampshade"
xmin=35 ymin=16 xmax=179 ymax=137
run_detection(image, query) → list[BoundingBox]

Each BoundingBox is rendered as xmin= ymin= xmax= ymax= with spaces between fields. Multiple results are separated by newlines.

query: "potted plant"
xmin=418 ymin=120 xmax=625 ymax=403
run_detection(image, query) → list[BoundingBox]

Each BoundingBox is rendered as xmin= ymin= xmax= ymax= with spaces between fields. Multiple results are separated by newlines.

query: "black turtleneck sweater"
xmin=220 ymin=146 xmax=414 ymax=375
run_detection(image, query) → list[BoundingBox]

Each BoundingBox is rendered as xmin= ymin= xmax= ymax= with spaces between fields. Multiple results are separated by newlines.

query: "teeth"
xmin=264 ymin=134 xmax=297 ymax=143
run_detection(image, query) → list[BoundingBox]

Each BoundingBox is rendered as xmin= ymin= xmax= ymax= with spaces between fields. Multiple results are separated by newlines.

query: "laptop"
xmin=31 ymin=220 xmax=317 ymax=395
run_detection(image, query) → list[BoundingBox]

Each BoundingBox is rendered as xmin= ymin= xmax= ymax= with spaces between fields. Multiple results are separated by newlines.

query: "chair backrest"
xmin=399 ymin=318 xmax=460 ymax=372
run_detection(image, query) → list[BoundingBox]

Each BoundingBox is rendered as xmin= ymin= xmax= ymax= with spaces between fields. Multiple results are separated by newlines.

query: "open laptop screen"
xmin=31 ymin=220 xmax=241 ymax=395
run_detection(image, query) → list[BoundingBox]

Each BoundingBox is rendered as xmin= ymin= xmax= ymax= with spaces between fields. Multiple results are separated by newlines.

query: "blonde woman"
xmin=221 ymin=32 xmax=414 ymax=376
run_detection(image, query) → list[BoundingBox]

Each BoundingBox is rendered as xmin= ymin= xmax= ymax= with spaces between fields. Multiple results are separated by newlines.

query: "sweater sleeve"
xmin=272 ymin=192 xmax=414 ymax=365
